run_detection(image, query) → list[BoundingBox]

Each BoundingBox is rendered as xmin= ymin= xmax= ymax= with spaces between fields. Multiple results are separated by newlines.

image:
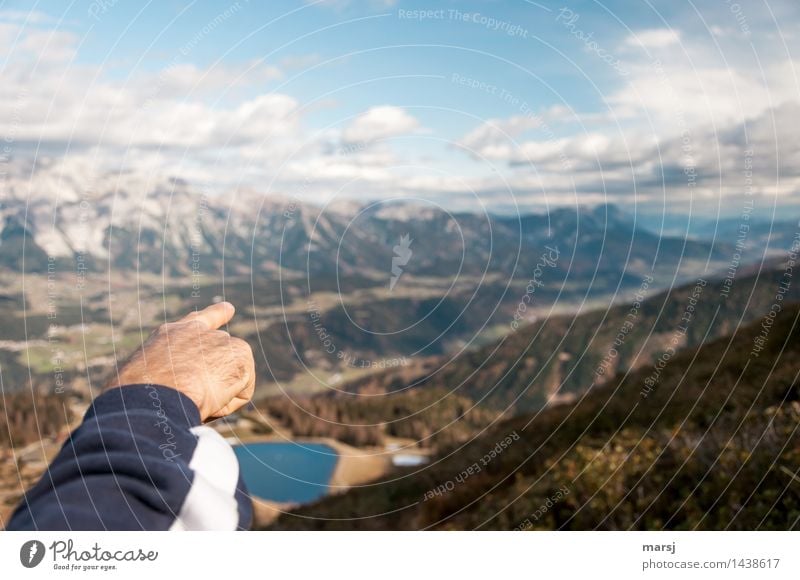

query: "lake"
xmin=234 ymin=442 xmax=339 ymax=503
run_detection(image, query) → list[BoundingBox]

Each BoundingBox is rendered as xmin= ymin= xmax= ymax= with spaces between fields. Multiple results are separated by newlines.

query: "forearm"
xmin=7 ymin=384 xmax=252 ymax=531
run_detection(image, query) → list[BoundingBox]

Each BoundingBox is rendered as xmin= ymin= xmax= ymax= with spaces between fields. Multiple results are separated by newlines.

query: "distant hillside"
xmin=268 ymin=302 xmax=800 ymax=530
xmin=257 ymin=383 xmax=499 ymax=450
xmin=337 ymin=263 xmax=800 ymax=412
xmin=637 ymin=211 xmax=800 ymax=258
xmin=0 ymin=390 xmax=74 ymax=448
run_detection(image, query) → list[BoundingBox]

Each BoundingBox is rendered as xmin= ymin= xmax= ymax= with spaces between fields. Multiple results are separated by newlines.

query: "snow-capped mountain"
xmin=0 ymin=165 xmax=727 ymax=286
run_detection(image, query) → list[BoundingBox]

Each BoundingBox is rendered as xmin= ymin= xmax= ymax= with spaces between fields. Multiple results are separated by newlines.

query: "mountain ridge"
xmin=3 ymin=177 xmax=729 ymax=290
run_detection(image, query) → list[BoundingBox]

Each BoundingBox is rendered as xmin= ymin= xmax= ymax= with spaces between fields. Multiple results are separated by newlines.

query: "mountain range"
xmin=2 ymin=175 xmax=734 ymax=292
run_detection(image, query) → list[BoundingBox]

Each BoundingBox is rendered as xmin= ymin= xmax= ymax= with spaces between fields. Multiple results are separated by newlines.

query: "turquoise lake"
xmin=234 ymin=442 xmax=339 ymax=503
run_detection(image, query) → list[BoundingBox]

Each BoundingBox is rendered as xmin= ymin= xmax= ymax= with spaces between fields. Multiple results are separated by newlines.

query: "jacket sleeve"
xmin=7 ymin=384 xmax=253 ymax=531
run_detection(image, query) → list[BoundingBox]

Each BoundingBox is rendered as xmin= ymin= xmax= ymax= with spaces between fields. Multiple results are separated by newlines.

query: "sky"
xmin=1 ymin=0 xmax=800 ymax=217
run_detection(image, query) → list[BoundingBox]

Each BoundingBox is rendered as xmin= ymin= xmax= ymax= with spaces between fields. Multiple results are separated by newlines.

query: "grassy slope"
xmin=348 ymin=265 xmax=800 ymax=412
xmin=269 ymin=302 xmax=800 ymax=530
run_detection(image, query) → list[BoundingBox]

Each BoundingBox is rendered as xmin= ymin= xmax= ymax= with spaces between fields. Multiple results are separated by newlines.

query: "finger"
xmin=206 ymin=374 xmax=253 ymax=420
xmin=233 ymin=339 xmax=256 ymax=400
xmin=178 ymin=301 xmax=235 ymax=330
xmin=210 ymin=381 xmax=253 ymax=418
xmin=241 ymin=351 xmax=256 ymax=399
xmin=208 ymin=397 xmax=247 ymax=421
xmin=207 ymin=345 xmax=255 ymax=421
xmin=230 ymin=339 xmax=256 ymax=397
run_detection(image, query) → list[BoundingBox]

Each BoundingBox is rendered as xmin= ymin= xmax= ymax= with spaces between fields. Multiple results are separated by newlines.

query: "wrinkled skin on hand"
xmin=109 ymin=302 xmax=256 ymax=422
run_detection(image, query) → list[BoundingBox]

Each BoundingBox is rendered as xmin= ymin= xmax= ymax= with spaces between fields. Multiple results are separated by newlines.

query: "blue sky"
xmin=1 ymin=0 xmax=799 ymax=216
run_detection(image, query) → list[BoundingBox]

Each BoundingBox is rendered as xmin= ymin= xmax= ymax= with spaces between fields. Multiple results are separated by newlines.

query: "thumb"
xmin=179 ymin=301 xmax=235 ymax=329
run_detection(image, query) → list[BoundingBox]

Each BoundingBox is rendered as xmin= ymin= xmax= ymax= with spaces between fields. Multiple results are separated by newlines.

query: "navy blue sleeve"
xmin=7 ymin=384 xmax=253 ymax=531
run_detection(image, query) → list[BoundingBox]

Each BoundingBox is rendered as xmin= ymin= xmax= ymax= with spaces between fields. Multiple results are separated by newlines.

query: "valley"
xmin=2 ymin=188 xmax=799 ymax=530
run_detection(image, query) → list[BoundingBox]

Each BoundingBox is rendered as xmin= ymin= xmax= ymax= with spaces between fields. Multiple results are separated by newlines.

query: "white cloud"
xmin=151 ymin=61 xmax=283 ymax=96
xmin=279 ymin=53 xmax=322 ymax=70
xmin=3 ymin=10 xmax=799 ymax=214
xmin=624 ymin=28 xmax=682 ymax=49
xmin=341 ymin=105 xmax=420 ymax=144
xmin=454 ymin=100 xmax=800 ymax=205
xmin=0 ymin=24 xmax=78 ymax=66
xmin=458 ymin=115 xmax=542 ymax=155
xmin=0 ymin=9 xmax=55 ymax=24
xmin=454 ymin=20 xmax=800 ymax=205
xmin=0 ymin=21 xmax=430 ymax=202
xmin=0 ymin=22 xmax=299 ymax=153
xmin=456 ymin=106 xmax=583 ymax=159
xmin=604 ymin=48 xmax=800 ymax=145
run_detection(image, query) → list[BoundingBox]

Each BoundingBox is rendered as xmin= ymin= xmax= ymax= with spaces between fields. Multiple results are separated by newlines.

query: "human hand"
xmin=109 ymin=302 xmax=256 ymax=422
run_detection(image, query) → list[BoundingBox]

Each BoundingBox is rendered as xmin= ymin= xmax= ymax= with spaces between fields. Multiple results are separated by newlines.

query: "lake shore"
xmin=230 ymin=434 xmax=393 ymax=528
xmin=317 ymin=437 xmax=391 ymax=493
xmin=233 ymin=435 xmax=392 ymax=489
